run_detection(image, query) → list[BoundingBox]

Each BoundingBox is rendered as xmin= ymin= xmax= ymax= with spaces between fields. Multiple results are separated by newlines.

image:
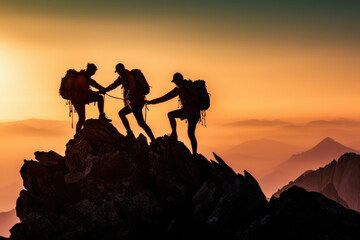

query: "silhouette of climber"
xmin=146 ymin=73 xmax=200 ymax=156
xmin=71 ymin=63 xmax=111 ymax=134
xmin=104 ymin=63 xmax=155 ymax=142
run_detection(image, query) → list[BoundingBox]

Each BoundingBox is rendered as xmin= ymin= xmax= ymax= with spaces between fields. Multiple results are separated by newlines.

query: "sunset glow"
xmin=0 ymin=1 xmax=360 ymax=228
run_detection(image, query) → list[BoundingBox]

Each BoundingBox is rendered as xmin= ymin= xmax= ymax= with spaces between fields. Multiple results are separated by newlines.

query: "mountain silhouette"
xmin=305 ymin=119 xmax=360 ymax=126
xmin=226 ymin=119 xmax=288 ymax=127
xmin=6 ymin=121 xmax=360 ymax=239
xmin=261 ymin=137 xmax=358 ymax=197
xmin=0 ymin=119 xmax=71 ymax=137
xmin=281 ymin=137 xmax=357 ymax=166
xmin=0 ymin=182 xmax=23 ymax=213
xmin=222 ymin=138 xmax=302 ymax=178
xmin=0 ymin=209 xmax=17 ymax=238
xmin=228 ymin=138 xmax=301 ymax=160
xmin=274 ymin=152 xmax=360 ymax=212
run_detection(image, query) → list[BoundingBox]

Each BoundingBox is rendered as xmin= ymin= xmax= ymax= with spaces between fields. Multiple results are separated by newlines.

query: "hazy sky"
xmin=0 ymin=0 xmax=360 ymax=122
xmin=1 ymin=1 xmax=360 ymax=213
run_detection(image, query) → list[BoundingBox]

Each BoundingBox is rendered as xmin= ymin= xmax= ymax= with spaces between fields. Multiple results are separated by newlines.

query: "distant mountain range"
xmin=227 ymin=138 xmax=302 ymax=160
xmin=0 ymin=182 xmax=23 ymax=212
xmin=226 ymin=118 xmax=360 ymax=128
xmin=226 ymin=119 xmax=288 ymax=127
xmin=0 ymin=209 xmax=18 ymax=237
xmin=0 ymin=119 xmax=71 ymax=137
xmin=221 ymin=138 xmax=303 ymax=178
xmin=305 ymin=119 xmax=360 ymax=126
xmin=260 ymin=137 xmax=359 ymax=197
xmin=274 ymin=152 xmax=360 ymax=212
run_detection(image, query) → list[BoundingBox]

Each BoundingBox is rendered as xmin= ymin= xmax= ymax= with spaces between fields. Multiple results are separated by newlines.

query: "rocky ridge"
xmin=274 ymin=152 xmax=360 ymax=212
xmin=7 ymin=120 xmax=360 ymax=240
xmin=261 ymin=137 xmax=357 ymax=197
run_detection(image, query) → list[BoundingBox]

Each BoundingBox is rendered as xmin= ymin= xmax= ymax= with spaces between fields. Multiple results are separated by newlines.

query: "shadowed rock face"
xmin=274 ymin=153 xmax=360 ymax=212
xmin=261 ymin=137 xmax=358 ymax=197
xmin=8 ymin=120 xmax=360 ymax=240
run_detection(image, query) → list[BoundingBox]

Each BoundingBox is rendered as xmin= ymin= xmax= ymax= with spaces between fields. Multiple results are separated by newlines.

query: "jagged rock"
xmin=148 ymin=137 xmax=203 ymax=208
xmin=234 ymin=186 xmax=360 ymax=240
xmin=8 ymin=120 xmax=360 ymax=240
xmin=321 ymin=183 xmax=349 ymax=208
xmin=274 ymin=152 xmax=360 ymax=212
xmin=204 ymin=175 xmax=268 ymax=238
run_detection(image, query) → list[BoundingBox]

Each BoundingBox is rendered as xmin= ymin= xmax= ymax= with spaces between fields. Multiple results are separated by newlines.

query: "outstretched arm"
xmin=148 ymin=88 xmax=179 ymax=104
xmin=89 ymin=79 xmax=106 ymax=92
xmin=105 ymin=77 xmax=122 ymax=92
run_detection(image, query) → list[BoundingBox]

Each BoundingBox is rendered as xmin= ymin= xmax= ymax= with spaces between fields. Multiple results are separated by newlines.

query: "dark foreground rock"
xmin=8 ymin=120 xmax=360 ymax=240
xmin=274 ymin=152 xmax=360 ymax=212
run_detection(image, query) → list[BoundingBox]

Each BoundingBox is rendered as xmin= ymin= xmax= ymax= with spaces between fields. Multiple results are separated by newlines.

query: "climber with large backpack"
xmin=103 ymin=63 xmax=155 ymax=142
xmin=60 ymin=63 xmax=111 ymax=134
xmin=146 ymin=72 xmax=210 ymax=156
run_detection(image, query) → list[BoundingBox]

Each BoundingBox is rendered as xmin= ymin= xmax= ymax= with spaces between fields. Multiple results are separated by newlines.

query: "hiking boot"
xmin=99 ymin=114 xmax=112 ymax=122
xmin=125 ymin=131 xmax=136 ymax=141
xmin=165 ymin=132 xmax=178 ymax=141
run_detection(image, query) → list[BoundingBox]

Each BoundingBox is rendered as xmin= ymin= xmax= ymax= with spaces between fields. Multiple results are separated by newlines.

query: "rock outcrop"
xmin=274 ymin=152 xmax=360 ymax=212
xmin=261 ymin=137 xmax=358 ymax=197
xmin=8 ymin=120 xmax=360 ymax=240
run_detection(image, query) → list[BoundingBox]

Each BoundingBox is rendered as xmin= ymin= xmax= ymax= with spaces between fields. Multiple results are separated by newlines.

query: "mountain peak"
xmin=317 ymin=137 xmax=337 ymax=146
xmin=251 ymin=137 xmax=358 ymax=197
xmin=7 ymin=120 xmax=360 ymax=239
xmin=311 ymin=137 xmax=357 ymax=154
xmin=286 ymin=137 xmax=357 ymax=163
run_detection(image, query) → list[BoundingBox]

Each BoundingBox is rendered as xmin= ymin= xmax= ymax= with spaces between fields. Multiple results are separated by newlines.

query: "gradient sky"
xmin=1 ymin=1 xmax=360 ymax=213
xmin=0 ymin=0 xmax=360 ymax=122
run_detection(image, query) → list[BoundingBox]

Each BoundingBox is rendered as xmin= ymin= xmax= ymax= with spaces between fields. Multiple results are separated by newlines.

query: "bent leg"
xmin=167 ymin=109 xmax=184 ymax=136
xmin=86 ymin=92 xmax=111 ymax=121
xmin=132 ymin=104 xmax=155 ymax=142
xmin=86 ymin=92 xmax=104 ymax=115
xmin=119 ymin=105 xmax=133 ymax=134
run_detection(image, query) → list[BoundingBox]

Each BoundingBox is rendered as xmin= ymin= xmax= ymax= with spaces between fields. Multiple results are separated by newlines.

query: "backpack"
xmin=59 ymin=69 xmax=88 ymax=101
xmin=131 ymin=69 xmax=150 ymax=95
xmin=193 ymin=80 xmax=210 ymax=110
xmin=59 ymin=69 xmax=78 ymax=100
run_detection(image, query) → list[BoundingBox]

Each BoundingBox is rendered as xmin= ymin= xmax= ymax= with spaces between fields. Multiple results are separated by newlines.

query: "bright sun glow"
xmin=0 ymin=44 xmax=10 ymax=95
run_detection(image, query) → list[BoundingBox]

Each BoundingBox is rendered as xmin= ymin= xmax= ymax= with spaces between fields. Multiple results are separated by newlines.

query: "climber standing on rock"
xmin=60 ymin=63 xmax=112 ymax=134
xmin=146 ymin=72 xmax=206 ymax=156
xmin=104 ymin=63 xmax=156 ymax=143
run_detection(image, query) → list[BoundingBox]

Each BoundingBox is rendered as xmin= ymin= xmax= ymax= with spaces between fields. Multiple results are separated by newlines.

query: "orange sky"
xmin=1 ymin=2 xmax=360 ymax=177
xmin=0 ymin=2 xmax=360 ymax=123
xmin=1 ymin=0 xmax=360 ymax=227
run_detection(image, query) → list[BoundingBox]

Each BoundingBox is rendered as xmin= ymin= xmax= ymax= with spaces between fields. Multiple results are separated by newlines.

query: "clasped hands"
xmin=96 ymin=89 xmax=108 ymax=95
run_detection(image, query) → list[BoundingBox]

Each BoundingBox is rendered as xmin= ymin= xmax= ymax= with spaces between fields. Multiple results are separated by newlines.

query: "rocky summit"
xmin=7 ymin=120 xmax=360 ymax=240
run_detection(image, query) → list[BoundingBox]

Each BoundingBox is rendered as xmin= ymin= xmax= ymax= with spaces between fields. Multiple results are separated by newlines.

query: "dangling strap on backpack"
xmin=67 ymin=100 xmax=74 ymax=129
xmin=144 ymin=103 xmax=149 ymax=123
xmin=200 ymin=110 xmax=207 ymax=127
